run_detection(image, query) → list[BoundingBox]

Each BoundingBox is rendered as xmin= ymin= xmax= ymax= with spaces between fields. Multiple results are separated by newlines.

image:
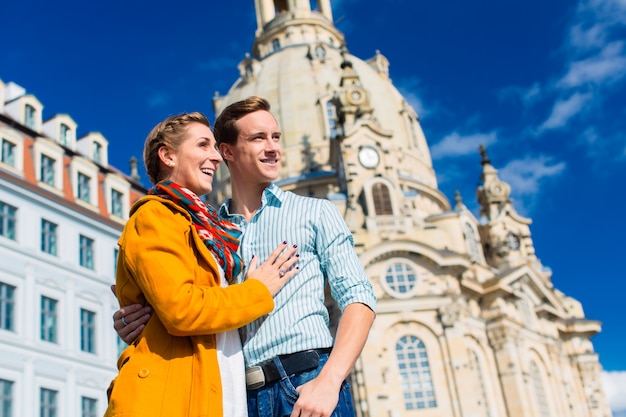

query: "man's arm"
xmin=110 ymin=284 xmax=152 ymax=344
xmin=292 ymin=302 xmax=375 ymax=417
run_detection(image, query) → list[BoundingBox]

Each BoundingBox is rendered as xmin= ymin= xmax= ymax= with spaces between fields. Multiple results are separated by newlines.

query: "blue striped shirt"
xmin=219 ymin=183 xmax=376 ymax=366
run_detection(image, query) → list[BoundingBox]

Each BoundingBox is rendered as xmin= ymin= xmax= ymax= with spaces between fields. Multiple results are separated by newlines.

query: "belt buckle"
xmin=245 ymin=366 xmax=265 ymax=390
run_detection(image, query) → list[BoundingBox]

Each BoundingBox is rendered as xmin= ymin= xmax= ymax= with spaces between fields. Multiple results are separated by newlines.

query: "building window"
xmin=92 ymin=142 xmax=102 ymax=164
xmin=272 ymin=38 xmax=281 ymax=51
xmin=396 ymin=335 xmax=437 ymax=410
xmin=77 ymin=173 xmax=91 ymax=202
xmin=0 ymin=283 xmax=16 ymax=331
xmin=111 ymin=189 xmax=123 ymax=217
xmin=24 ymin=104 xmax=36 ymax=130
xmin=117 ymin=334 xmax=126 ymax=357
xmin=468 ymin=350 xmax=491 ymax=417
xmin=113 ymin=247 xmax=119 ymax=275
xmin=40 ymin=296 xmax=58 ymax=343
xmin=1 ymin=139 xmax=15 ymax=167
xmin=384 ymin=262 xmax=417 ymax=295
xmin=529 ymin=361 xmax=550 ymax=417
xmin=0 ymin=379 xmax=13 ymax=417
xmin=40 ymin=388 xmax=57 ymax=417
xmin=80 ymin=308 xmax=96 ymax=353
xmin=40 ymin=155 xmax=56 ymax=186
xmin=0 ymin=202 xmax=17 ymax=240
xmin=79 ymin=235 xmax=94 ymax=270
xmin=59 ymin=124 xmax=70 ymax=147
xmin=41 ymin=219 xmax=57 ymax=256
xmin=326 ymin=101 xmax=339 ymax=139
xmin=372 ymin=183 xmax=393 ymax=215
xmin=81 ymin=396 xmax=97 ymax=417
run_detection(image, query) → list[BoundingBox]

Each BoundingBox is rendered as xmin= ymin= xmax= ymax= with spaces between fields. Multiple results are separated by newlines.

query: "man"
xmin=114 ymin=96 xmax=376 ymax=417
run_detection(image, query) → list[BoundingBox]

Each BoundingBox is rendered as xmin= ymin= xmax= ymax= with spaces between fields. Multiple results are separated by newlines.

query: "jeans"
xmin=247 ymin=352 xmax=356 ymax=417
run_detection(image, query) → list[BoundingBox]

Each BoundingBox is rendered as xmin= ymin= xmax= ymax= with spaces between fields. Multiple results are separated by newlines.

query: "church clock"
xmin=358 ymin=146 xmax=380 ymax=168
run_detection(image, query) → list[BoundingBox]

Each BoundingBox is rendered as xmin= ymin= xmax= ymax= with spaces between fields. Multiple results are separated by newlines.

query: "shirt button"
xmin=138 ymin=369 xmax=150 ymax=378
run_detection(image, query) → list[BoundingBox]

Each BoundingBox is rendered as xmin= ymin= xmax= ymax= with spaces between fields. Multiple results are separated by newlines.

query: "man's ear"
xmin=219 ymin=143 xmax=235 ymax=162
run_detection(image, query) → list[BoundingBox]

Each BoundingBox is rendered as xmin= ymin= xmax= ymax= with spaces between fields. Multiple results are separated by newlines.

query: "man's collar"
xmin=218 ymin=183 xmax=282 ymax=218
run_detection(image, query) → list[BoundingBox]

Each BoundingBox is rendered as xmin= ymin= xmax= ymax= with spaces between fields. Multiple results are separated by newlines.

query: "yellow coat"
xmin=105 ymin=196 xmax=273 ymax=417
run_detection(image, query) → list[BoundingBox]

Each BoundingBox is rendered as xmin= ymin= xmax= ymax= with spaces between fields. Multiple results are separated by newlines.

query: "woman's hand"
xmin=246 ymin=242 xmax=299 ymax=296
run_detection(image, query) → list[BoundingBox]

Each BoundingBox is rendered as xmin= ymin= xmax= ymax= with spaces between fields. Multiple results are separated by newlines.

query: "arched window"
xmin=372 ymin=183 xmax=392 ymax=215
xmin=468 ymin=350 xmax=491 ymax=417
xmin=529 ymin=360 xmax=550 ymax=417
xmin=396 ymin=335 xmax=437 ymax=410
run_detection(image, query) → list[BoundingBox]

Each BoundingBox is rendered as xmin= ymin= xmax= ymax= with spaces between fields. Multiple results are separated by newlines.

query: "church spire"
xmin=477 ymin=144 xmax=511 ymax=221
xmin=475 ymin=145 xmax=538 ymax=269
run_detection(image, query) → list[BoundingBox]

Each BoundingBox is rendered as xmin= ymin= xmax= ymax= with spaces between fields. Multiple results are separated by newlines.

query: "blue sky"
xmin=2 ymin=0 xmax=625 ymax=412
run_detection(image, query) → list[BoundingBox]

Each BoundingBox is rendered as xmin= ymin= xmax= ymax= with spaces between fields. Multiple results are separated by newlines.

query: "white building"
xmin=0 ymin=78 xmax=145 ymax=417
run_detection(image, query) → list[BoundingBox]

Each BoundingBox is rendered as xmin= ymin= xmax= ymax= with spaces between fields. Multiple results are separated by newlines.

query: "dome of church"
xmin=213 ymin=2 xmax=443 ymax=213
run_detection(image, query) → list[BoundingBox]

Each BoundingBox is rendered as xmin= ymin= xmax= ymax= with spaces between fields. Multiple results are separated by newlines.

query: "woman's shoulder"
xmin=125 ymin=196 xmax=192 ymax=232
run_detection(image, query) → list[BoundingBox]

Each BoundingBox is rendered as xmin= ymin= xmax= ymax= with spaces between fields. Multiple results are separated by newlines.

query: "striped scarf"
xmin=150 ymin=180 xmax=242 ymax=282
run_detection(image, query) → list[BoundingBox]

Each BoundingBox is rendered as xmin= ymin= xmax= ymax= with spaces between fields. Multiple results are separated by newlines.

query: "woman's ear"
xmin=158 ymin=146 xmax=175 ymax=167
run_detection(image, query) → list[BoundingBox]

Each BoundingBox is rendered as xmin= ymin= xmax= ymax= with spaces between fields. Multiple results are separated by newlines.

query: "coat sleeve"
xmin=117 ymin=200 xmax=274 ymax=337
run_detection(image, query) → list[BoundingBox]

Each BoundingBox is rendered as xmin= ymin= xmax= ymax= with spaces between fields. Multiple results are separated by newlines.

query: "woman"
xmin=104 ymin=112 xmax=298 ymax=417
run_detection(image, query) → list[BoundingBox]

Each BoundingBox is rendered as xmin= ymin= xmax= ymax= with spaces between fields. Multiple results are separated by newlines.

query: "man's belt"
xmin=245 ymin=348 xmax=332 ymax=390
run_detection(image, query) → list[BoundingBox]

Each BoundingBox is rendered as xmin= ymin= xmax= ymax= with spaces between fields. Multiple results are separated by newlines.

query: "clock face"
xmin=348 ymin=87 xmax=365 ymax=105
xmin=358 ymin=147 xmax=380 ymax=168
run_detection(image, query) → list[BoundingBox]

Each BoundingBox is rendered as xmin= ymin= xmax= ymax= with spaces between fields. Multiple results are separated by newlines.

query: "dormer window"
xmin=272 ymin=38 xmax=281 ymax=51
xmin=93 ymin=142 xmax=102 ymax=164
xmin=24 ymin=104 xmax=36 ymax=129
xmin=77 ymin=132 xmax=108 ymax=166
xmin=4 ymin=84 xmax=43 ymax=132
xmin=59 ymin=123 xmax=70 ymax=147
xmin=43 ymin=115 xmax=77 ymax=149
